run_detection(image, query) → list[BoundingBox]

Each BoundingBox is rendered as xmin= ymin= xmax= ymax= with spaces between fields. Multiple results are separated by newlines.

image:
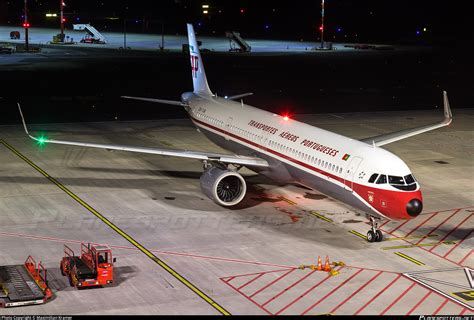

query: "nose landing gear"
xmin=367 ymin=216 xmax=383 ymax=242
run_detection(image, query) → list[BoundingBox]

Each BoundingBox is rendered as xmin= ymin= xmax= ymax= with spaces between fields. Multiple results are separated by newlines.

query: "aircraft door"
xmin=343 ymin=156 xmax=363 ymax=191
xmin=225 ymin=117 xmax=233 ymax=140
xmin=260 ymin=127 xmax=272 ymax=146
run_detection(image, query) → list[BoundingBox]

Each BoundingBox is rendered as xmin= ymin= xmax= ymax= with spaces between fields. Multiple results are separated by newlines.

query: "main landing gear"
xmin=367 ymin=216 xmax=383 ymax=242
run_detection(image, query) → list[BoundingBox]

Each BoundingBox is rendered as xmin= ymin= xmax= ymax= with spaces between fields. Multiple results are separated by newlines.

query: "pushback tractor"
xmin=60 ymin=243 xmax=115 ymax=289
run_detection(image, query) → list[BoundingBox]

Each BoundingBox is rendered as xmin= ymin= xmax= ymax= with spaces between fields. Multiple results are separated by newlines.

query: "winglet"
xmin=17 ymin=103 xmax=40 ymax=142
xmin=443 ymin=90 xmax=453 ymax=125
xmin=17 ymin=102 xmax=30 ymax=136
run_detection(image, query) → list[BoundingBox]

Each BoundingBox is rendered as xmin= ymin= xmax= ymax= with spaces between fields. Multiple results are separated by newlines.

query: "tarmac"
xmin=0 ymin=108 xmax=472 ymax=315
xmin=0 ymin=26 xmax=403 ymax=53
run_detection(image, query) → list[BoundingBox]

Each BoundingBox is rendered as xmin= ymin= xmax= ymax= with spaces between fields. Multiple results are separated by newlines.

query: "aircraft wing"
xmin=360 ymin=91 xmax=453 ymax=147
xmin=17 ymin=104 xmax=269 ymax=168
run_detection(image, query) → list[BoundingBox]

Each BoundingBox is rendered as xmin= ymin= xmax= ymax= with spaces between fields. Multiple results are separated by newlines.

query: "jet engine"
xmin=200 ymin=166 xmax=247 ymax=206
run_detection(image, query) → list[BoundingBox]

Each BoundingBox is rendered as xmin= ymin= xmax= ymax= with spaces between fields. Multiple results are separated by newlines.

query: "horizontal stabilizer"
xmin=121 ymin=96 xmax=186 ymax=106
xmin=225 ymin=92 xmax=253 ymax=100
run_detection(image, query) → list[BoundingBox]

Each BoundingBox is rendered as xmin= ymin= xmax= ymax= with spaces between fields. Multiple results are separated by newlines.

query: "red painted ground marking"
xmin=223 ymin=276 xmax=235 ymax=284
xmin=238 ymin=273 xmax=265 ymax=290
xmin=349 ymin=265 xmax=399 ymax=274
xmin=380 ymin=225 xmax=470 ymax=267
xmin=224 ymin=268 xmax=293 ymax=280
xmin=354 ymin=274 xmax=402 ymax=315
xmin=379 ymin=220 xmax=390 ymax=228
xmin=460 ymin=308 xmax=468 ymax=315
xmin=329 ymin=271 xmax=383 ymax=314
xmin=404 ymin=211 xmax=440 ymax=237
xmin=389 ymin=219 xmax=410 ymax=234
xmin=459 ymin=250 xmax=473 ymax=265
xmin=224 ymin=278 xmax=272 ymax=315
xmin=380 ymin=282 xmax=416 ymax=315
xmin=433 ymin=298 xmax=449 ymax=315
xmin=429 ymin=213 xmax=473 ymax=252
xmin=261 ymin=270 xmax=317 ymax=307
xmin=443 ymin=229 xmax=473 ymax=258
xmin=275 ymin=267 xmax=343 ymax=315
xmin=301 ymin=268 xmax=364 ymax=315
xmin=0 ymin=231 xmax=294 ymax=269
xmin=249 ymin=268 xmax=296 ymax=298
xmin=414 ymin=209 xmax=461 ymax=245
xmin=406 ymin=291 xmax=432 ymax=315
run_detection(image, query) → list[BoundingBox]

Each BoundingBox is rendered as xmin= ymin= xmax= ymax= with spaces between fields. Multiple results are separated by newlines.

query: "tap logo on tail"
xmin=190 ymin=45 xmax=199 ymax=78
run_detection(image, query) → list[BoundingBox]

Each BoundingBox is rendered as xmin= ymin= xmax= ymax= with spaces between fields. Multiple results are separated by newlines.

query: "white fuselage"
xmin=183 ymin=93 xmax=423 ymax=221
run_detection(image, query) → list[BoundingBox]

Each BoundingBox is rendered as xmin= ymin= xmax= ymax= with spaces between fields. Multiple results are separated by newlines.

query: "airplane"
xmin=17 ymin=23 xmax=453 ymax=242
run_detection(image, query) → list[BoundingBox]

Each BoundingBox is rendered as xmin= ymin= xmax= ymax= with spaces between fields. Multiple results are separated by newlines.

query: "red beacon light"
xmin=23 ymin=22 xmax=30 ymax=28
xmin=281 ymin=113 xmax=290 ymax=121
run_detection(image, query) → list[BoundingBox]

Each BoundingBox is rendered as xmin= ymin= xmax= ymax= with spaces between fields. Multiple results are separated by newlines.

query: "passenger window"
xmin=376 ymin=175 xmax=387 ymax=184
xmin=368 ymin=173 xmax=379 ymax=183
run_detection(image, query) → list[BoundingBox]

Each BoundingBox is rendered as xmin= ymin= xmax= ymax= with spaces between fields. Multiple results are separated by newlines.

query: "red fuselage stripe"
xmin=191 ymin=116 xmax=346 ymax=183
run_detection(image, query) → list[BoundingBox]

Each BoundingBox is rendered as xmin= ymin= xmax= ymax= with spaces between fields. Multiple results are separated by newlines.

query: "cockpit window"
xmin=376 ymin=175 xmax=387 ymax=184
xmin=388 ymin=176 xmax=404 ymax=185
xmin=404 ymin=174 xmax=416 ymax=184
xmin=368 ymin=174 xmax=379 ymax=183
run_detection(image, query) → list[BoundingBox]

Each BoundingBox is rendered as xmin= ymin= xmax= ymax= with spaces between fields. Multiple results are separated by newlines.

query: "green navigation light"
xmin=37 ymin=136 xmax=47 ymax=146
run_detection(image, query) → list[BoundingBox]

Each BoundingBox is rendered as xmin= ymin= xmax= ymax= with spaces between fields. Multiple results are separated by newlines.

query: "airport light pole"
xmin=60 ymin=0 xmax=65 ymax=40
xmin=320 ymin=0 xmax=325 ymax=49
xmin=23 ymin=0 xmax=29 ymax=51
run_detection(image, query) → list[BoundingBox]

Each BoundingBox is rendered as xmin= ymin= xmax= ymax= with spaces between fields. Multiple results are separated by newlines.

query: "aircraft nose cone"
xmin=406 ymin=199 xmax=423 ymax=217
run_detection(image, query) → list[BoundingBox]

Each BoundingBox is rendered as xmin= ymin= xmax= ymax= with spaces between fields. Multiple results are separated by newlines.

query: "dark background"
xmin=0 ymin=1 xmax=472 ymax=125
xmin=2 ymin=0 xmax=470 ymax=44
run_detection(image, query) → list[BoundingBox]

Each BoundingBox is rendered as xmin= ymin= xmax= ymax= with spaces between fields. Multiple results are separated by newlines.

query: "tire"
xmin=375 ymin=230 xmax=383 ymax=242
xmin=60 ymin=261 xmax=66 ymax=276
xmin=367 ymin=230 xmax=376 ymax=242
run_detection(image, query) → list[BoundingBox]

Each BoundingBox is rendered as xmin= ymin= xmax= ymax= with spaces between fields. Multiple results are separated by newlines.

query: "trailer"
xmin=0 ymin=256 xmax=53 ymax=308
xmin=60 ymin=243 xmax=115 ymax=289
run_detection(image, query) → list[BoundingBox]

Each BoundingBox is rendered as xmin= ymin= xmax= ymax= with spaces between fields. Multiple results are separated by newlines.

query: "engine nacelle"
xmin=200 ymin=166 xmax=247 ymax=206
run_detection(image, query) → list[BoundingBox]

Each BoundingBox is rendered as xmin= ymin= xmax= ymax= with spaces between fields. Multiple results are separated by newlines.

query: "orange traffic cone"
xmin=323 ymin=256 xmax=332 ymax=272
xmin=316 ymin=256 xmax=323 ymax=271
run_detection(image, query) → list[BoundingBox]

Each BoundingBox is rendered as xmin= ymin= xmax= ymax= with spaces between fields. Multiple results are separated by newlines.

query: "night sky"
xmin=1 ymin=0 xmax=469 ymax=44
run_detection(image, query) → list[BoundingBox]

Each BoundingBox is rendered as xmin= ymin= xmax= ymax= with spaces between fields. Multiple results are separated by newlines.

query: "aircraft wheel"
xmin=367 ymin=230 xmax=376 ymax=242
xmin=375 ymin=230 xmax=383 ymax=242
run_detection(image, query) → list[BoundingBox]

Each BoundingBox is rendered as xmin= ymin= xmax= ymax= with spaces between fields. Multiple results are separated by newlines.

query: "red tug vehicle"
xmin=60 ymin=243 xmax=115 ymax=288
